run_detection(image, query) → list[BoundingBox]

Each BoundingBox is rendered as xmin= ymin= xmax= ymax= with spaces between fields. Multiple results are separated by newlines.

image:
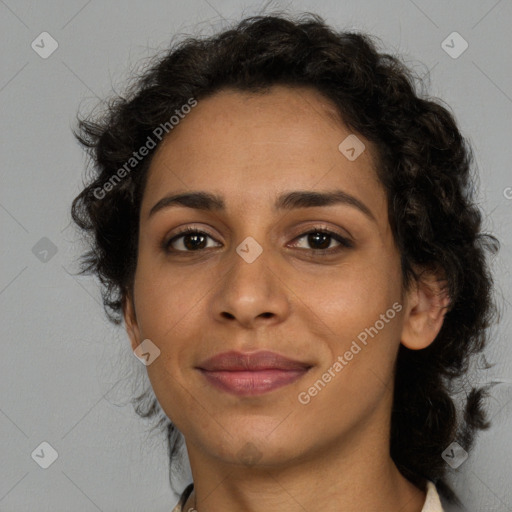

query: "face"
xmin=124 ymin=85 xmax=410 ymax=469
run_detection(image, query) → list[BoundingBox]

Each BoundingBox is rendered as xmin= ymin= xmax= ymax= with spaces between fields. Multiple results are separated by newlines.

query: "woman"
xmin=71 ymin=12 xmax=499 ymax=512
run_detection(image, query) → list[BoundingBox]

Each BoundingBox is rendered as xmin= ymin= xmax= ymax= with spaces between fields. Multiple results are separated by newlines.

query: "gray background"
xmin=1 ymin=0 xmax=511 ymax=511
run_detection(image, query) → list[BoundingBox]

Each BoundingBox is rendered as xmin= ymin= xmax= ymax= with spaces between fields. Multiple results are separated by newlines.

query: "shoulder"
xmin=172 ymin=483 xmax=194 ymax=512
xmin=421 ymin=480 xmax=445 ymax=512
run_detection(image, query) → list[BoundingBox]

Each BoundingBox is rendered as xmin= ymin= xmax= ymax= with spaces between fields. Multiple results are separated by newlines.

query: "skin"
xmin=124 ymin=85 xmax=450 ymax=512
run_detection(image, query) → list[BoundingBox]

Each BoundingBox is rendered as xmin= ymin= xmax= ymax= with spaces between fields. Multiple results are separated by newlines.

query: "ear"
xmin=400 ymin=268 xmax=451 ymax=350
xmin=123 ymin=291 xmax=141 ymax=353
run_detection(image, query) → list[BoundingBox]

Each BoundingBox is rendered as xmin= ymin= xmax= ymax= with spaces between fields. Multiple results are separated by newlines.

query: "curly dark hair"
xmin=71 ymin=12 xmax=500 ymax=507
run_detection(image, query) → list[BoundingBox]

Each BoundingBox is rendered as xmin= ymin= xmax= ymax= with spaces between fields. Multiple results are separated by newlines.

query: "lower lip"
xmin=199 ymin=368 xmax=310 ymax=396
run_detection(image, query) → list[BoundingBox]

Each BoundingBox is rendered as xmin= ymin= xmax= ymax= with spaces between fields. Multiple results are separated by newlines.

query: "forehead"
xmin=141 ymin=85 xmax=385 ymax=218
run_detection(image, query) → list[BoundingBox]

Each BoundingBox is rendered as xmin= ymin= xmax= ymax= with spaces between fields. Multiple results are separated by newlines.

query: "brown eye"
xmin=161 ymin=226 xmax=353 ymax=256
xmin=163 ymin=228 xmax=220 ymax=252
xmin=290 ymin=228 xmax=353 ymax=253
xmin=306 ymin=232 xmax=332 ymax=250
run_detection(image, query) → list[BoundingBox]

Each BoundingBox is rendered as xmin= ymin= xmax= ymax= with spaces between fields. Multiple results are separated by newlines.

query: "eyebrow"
xmin=148 ymin=190 xmax=376 ymax=222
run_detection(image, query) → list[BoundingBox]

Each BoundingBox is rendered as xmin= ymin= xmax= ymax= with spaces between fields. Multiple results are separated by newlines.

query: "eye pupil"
xmin=165 ymin=228 xmax=349 ymax=255
xmin=308 ymin=232 xmax=330 ymax=250
xmin=184 ymin=233 xmax=207 ymax=250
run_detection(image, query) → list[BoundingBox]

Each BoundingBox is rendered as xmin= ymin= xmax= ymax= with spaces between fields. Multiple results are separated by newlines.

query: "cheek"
xmin=307 ymin=253 xmax=401 ymax=326
xmin=132 ymin=253 xmax=208 ymax=338
xmin=298 ymin=293 xmax=402 ymax=425
xmin=304 ymin=254 xmax=403 ymax=380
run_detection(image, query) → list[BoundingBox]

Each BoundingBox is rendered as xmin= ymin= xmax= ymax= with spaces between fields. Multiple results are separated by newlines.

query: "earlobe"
xmin=123 ymin=292 xmax=141 ymax=352
xmin=400 ymin=271 xmax=451 ymax=350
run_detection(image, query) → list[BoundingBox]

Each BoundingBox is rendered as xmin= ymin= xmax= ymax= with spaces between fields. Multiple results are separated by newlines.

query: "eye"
xmin=289 ymin=227 xmax=353 ymax=254
xmin=162 ymin=227 xmax=220 ymax=252
xmin=162 ymin=226 xmax=353 ymax=255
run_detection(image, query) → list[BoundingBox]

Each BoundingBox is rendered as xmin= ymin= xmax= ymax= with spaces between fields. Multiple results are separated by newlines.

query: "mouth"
xmin=196 ymin=350 xmax=312 ymax=396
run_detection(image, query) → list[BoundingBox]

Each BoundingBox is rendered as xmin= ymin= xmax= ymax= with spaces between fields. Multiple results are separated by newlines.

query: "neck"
xmin=182 ymin=415 xmax=426 ymax=512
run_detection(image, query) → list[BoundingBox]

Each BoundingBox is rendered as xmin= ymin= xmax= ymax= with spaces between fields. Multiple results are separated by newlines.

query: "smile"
xmin=196 ymin=350 xmax=313 ymax=396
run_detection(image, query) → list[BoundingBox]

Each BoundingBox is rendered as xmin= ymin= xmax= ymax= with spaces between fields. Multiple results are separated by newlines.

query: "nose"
xmin=210 ymin=242 xmax=290 ymax=329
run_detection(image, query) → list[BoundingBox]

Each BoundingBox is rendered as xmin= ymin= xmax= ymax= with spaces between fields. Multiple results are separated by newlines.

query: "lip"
xmin=196 ymin=350 xmax=312 ymax=396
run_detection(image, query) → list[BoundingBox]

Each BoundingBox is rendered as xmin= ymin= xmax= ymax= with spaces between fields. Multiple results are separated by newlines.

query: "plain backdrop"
xmin=1 ymin=1 xmax=511 ymax=511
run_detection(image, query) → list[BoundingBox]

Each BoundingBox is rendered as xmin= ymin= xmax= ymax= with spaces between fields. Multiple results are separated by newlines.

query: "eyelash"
xmin=161 ymin=225 xmax=353 ymax=256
